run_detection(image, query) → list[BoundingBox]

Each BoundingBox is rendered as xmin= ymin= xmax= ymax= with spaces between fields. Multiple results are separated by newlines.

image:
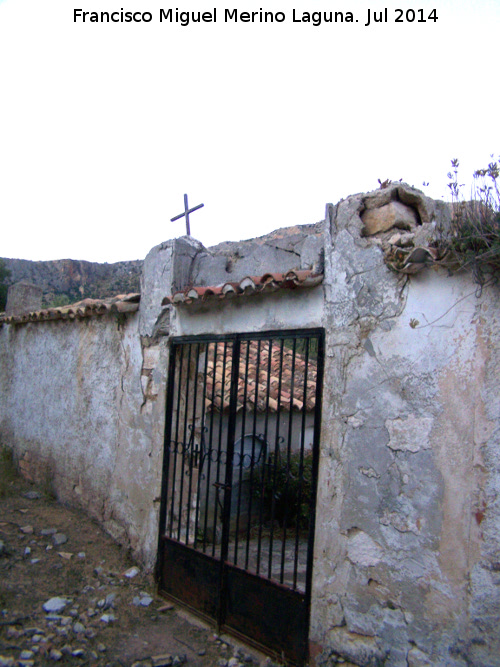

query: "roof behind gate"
xmin=203 ymin=339 xmax=318 ymax=413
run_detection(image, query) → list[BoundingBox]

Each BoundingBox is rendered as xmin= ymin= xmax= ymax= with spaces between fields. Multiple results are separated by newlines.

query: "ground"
xmin=0 ymin=461 xmax=270 ymax=667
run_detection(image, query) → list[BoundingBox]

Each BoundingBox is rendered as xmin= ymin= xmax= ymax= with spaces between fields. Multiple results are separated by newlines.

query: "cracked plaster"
xmin=313 ymin=183 xmax=500 ymax=666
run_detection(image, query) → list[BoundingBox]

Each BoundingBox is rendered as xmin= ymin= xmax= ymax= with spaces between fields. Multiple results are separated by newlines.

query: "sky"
xmin=0 ymin=0 xmax=498 ymax=263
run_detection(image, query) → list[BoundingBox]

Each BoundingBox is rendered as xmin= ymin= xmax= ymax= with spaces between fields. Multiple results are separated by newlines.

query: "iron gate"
xmin=157 ymin=329 xmax=324 ymax=665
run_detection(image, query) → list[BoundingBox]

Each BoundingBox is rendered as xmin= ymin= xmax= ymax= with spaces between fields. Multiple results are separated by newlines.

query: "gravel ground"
xmin=0 ymin=465 xmax=275 ymax=667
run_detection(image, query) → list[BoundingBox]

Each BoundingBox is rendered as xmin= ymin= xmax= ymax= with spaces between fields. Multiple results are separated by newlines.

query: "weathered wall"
xmin=0 ymin=311 xmax=168 ymax=567
xmin=311 ymin=186 xmax=500 ymax=667
xmin=191 ymin=221 xmax=324 ymax=286
xmin=172 ymin=286 xmax=324 ymax=337
xmin=0 ymin=227 xmax=325 ymax=570
xmin=1 ymin=185 xmax=499 ymax=666
xmin=139 ymin=225 xmax=325 ymax=339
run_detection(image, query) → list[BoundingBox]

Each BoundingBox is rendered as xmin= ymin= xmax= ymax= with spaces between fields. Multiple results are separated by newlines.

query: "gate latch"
xmin=212 ymin=481 xmax=231 ymax=491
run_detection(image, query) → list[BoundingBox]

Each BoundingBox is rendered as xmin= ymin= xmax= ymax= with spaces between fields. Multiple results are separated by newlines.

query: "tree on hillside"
xmin=0 ymin=259 xmax=11 ymax=311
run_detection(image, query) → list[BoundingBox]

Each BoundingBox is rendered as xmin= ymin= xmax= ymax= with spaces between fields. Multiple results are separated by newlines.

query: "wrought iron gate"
xmin=157 ymin=330 xmax=324 ymax=665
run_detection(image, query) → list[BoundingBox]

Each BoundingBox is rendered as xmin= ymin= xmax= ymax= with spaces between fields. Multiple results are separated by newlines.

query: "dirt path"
xmin=0 ymin=470 xmax=272 ymax=667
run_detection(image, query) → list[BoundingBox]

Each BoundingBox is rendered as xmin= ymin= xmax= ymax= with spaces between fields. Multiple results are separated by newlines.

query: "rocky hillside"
xmin=0 ymin=257 xmax=143 ymax=308
xmin=1 ymin=222 xmax=325 ymax=309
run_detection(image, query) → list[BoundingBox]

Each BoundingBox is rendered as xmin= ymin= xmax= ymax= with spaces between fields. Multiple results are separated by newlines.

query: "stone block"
xmin=361 ymin=182 xmax=439 ymax=225
xmin=139 ymin=241 xmax=174 ymax=337
xmin=361 ymin=202 xmax=418 ymax=236
xmin=142 ymin=346 xmax=160 ymax=371
xmin=139 ymin=237 xmax=205 ymax=337
xmin=5 ymin=282 xmax=42 ymax=316
xmin=323 ymin=628 xmax=387 ymax=667
xmin=171 ymin=236 xmax=206 ymax=292
xmin=407 ymin=647 xmax=432 ymax=666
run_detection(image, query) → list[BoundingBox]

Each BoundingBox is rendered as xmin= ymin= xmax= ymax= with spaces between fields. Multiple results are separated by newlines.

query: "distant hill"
xmin=1 ymin=221 xmax=325 ymax=309
xmin=0 ymin=257 xmax=143 ymax=308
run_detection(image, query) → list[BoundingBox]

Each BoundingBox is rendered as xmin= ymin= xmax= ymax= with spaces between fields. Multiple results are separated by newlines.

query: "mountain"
xmin=0 ymin=257 xmax=143 ymax=308
xmin=1 ymin=221 xmax=325 ymax=309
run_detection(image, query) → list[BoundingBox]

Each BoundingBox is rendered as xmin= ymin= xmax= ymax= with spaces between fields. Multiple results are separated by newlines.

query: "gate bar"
xmin=256 ymin=337 xmax=273 ymax=576
xmin=244 ymin=338 xmax=262 ymax=570
xmin=185 ymin=343 xmax=201 ymax=544
xmin=201 ymin=342 xmax=217 ymax=553
xmin=169 ymin=328 xmax=324 ymax=345
xmin=176 ymin=343 xmax=192 ymax=541
xmin=155 ymin=341 xmax=178 ymax=579
xmin=212 ymin=341 xmax=230 ymax=557
xmin=217 ymin=337 xmax=240 ymax=628
xmin=280 ymin=337 xmax=297 ymax=583
xmin=268 ymin=337 xmax=285 ymax=581
xmin=232 ymin=340 xmax=251 ymax=565
xmin=193 ymin=342 xmax=210 ymax=548
xmin=303 ymin=331 xmax=325 ymax=639
xmin=294 ymin=336 xmax=310 ymax=589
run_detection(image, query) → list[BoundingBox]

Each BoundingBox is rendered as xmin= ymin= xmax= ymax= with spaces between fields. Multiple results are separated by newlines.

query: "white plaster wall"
xmin=312 ymin=194 xmax=500 ymax=667
xmin=0 ymin=314 xmax=167 ymax=568
xmin=139 ymin=240 xmax=174 ymax=337
xmin=0 ymin=237 xmax=324 ymax=572
xmin=171 ymin=285 xmax=325 ymax=337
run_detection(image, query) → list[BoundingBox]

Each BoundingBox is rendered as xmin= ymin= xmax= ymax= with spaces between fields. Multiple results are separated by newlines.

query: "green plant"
xmin=0 ymin=444 xmax=18 ymax=497
xmin=45 ymin=293 xmax=72 ymax=308
xmin=255 ymin=450 xmax=314 ymax=532
xmin=438 ymin=157 xmax=500 ymax=286
xmin=0 ymin=259 xmax=11 ymax=311
xmin=41 ymin=469 xmax=58 ymax=501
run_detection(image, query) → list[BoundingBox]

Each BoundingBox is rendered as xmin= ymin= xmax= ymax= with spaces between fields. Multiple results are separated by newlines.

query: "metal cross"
xmin=170 ymin=194 xmax=204 ymax=236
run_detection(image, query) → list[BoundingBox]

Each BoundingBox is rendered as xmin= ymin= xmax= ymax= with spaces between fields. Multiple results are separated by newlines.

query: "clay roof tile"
xmin=203 ymin=339 xmax=318 ymax=414
xmin=0 ymin=293 xmax=140 ymax=327
xmin=164 ymin=270 xmax=323 ymax=307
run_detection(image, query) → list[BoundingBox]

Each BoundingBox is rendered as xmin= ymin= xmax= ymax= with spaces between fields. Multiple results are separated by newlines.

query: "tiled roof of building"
xmin=0 ymin=294 xmax=140 ymax=326
xmin=162 ymin=270 xmax=323 ymax=306
xmin=204 ymin=339 xmax=318 ymax=413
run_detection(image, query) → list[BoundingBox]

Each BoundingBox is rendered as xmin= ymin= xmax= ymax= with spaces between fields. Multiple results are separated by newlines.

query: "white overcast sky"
xmin=0 ymin=0 xmax=498 ymax=263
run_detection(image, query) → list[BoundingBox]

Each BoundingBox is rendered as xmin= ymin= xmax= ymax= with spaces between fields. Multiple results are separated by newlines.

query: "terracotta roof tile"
xmin=0 ymin=293 xmax=140 ymax=326
xmin=203 ymin=339 xmax=318 ymax=413
xmin=162 ymin=270 xmax=323 ymax=306
xmin=385 ymin=245 xmax=442 ymax=274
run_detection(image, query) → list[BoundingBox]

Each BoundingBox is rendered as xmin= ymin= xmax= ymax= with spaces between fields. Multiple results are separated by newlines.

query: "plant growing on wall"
xmin=437 ymin=157 xmax=500 ymax=286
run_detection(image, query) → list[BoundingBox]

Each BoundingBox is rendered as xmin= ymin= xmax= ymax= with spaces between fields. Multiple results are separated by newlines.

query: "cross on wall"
xmin=170 ymin=194 xmax=204 ymax=236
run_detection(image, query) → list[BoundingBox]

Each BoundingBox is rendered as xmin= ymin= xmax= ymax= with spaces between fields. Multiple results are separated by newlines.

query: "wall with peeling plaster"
xmin=0 ymin=225 xmax=325 ymax=571
xmin=0 ymin=312 xmax=168 ymax=567
xmin=311 ymin=185 xmax=500 ymax=667
xmin=1 ymin=183 xmax=499 ymax=666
